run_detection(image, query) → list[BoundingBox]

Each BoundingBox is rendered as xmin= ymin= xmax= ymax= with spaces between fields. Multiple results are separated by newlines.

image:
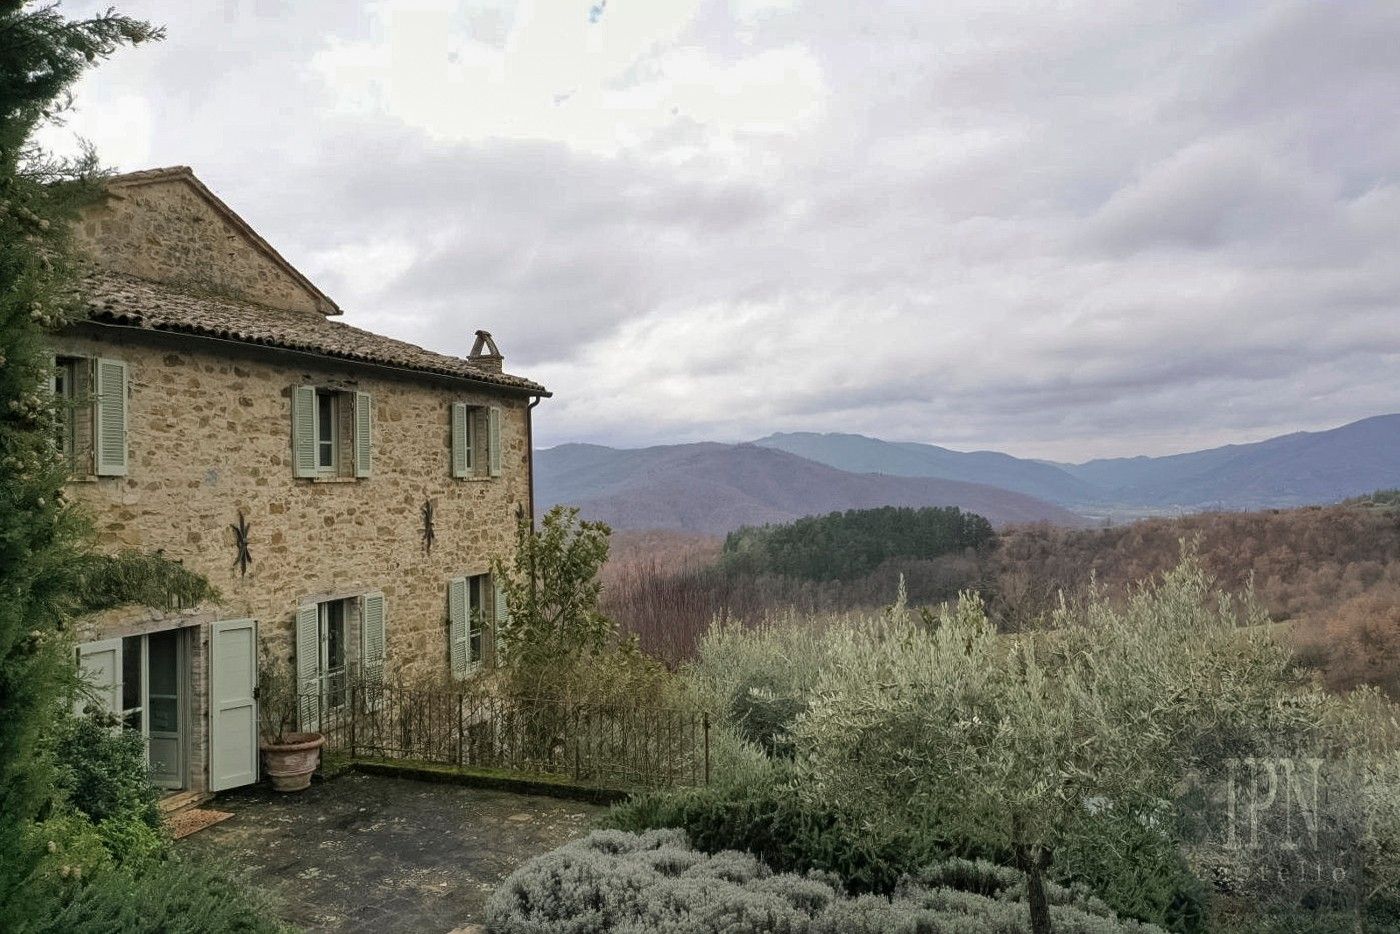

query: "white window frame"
xmin=53 ymin=358 xmax=77 ymax=469
xmin=467 ymin=574 xmax=486 ymax=666
xmin=318 ymin=598 xmax=351 ymax=709
xmin=315 ymin=389 xmax=339 ymax=475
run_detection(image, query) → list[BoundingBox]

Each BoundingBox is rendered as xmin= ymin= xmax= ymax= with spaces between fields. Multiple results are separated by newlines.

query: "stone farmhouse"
xmin=56 ymin=167 xmax=548 ymax=795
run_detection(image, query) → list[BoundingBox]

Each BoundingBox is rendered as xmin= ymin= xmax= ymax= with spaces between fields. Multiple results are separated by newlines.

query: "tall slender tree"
xmin=0 ymin=0 xmax=163 ymax=902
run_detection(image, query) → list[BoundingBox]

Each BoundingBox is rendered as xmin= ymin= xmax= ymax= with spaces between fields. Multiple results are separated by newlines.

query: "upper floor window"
xmin=293 ymin=385 xmax=371 ymax=479
xmin=451 ymin=403 xmax=502 ymax=479
xmin=52 ymin=357 xmax=79 ymax=469
xmin=316 ymin=389 xmax=338 ymax=473
xmin=48 ymin=355 xmax=126 ymax=478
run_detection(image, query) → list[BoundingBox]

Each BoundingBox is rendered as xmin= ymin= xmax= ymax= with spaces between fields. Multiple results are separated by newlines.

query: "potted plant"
xmin=258 ymin=649 xmax=324 ymax=792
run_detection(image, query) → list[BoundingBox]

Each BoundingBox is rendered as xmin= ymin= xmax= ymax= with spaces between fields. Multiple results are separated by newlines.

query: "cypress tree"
xmin=0 ymin=1 xmax=163 ymax=902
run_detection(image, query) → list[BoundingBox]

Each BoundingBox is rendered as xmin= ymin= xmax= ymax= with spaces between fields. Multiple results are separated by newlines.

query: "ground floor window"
xmin=319 ymin=598 xmax=352 ymax=709
xmin=296 ymin=592 xmax=387 ymax=730
xmin=449 ymin=573 xmax=493 ymax=675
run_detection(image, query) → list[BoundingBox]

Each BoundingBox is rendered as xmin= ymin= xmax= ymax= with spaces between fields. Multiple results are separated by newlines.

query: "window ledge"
xmin=457 ymin=476 xmax=496 ymax=483
xmin=310 ymin=476 xmax=359 ymax=484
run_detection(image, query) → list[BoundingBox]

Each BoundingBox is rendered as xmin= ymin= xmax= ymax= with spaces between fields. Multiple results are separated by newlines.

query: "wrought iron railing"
xmin=299 ymin=678 xmax=709 ymax=790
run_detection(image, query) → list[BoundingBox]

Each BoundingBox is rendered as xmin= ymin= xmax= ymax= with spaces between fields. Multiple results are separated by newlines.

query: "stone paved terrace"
xmin=177 ymin=771 xmax=603 ymax=933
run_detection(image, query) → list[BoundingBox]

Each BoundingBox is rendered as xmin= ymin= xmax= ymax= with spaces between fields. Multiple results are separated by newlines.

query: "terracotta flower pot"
xmin=260 ymin=732 xmax=324 ymax=792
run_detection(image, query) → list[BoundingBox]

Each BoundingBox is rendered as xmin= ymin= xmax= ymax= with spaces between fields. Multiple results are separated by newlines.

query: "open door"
xmin=75 ymin=638 xmax=122 ymax=718
xmin=145 ymin=629 xmax=184 ymax=789
xmin=209 ymin=619 xmax=259 ymax=792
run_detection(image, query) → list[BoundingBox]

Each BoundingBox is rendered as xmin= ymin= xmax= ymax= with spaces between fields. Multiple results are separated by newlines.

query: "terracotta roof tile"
xmin=81 ymin=271 xmax=548 ymax=395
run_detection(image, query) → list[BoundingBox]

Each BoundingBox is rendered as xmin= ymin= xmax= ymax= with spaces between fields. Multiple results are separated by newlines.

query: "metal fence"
xmin=305 ymin=679 xmax=710 ymax=790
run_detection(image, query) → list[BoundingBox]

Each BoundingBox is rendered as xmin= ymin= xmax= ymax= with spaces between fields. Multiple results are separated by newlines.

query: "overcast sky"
xmin=42 ymin=1 xmax=1400 ymax=460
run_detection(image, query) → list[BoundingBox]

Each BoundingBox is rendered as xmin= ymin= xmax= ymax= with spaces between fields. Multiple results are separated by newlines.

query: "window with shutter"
xmin=295 ymin=604 xmax=320 ymax=732
xmin=451 ymin=403 xmax=471 ymax=478
xmin=492 ymin=577 xmax=508 ymax=667
xmin=487 ymin=406 xmax=502 ymax=477
xmin=361 ymin=592 xmax=385 ymax=683
xmin=292 ymin=386 xmax=317 ymax=478
xmin=94 ymin=358 xmax=128 ymax=476
xmin=448 ymin=577 xmax=467 ymax=676
xmin=468 ymin=575 xmax=485 ymax=664
xmin=48 ymin=356 xmax=96 ymax=477
xmin=354 ymin=391 xmax=372 ymax=478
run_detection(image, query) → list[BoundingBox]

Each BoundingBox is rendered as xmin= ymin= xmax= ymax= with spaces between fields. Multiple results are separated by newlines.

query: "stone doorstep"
xmin=158 ymin=789 xmax=214 ymax=816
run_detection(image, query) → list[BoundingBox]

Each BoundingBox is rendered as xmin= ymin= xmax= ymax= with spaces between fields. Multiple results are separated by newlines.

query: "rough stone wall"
xmin=72 ymin=178 xmax=327 ymax=315
xmin=59 ymin=326 xmax=533 ymax=688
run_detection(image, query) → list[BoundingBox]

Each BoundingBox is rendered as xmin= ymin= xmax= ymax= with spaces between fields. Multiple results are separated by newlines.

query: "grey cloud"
xmin=50 ymin=0 xmax=1400 ymax=459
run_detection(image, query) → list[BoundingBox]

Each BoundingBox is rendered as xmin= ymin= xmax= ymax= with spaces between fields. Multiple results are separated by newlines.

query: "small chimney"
xmin=469 ymin=330 xmax=503 ymax=373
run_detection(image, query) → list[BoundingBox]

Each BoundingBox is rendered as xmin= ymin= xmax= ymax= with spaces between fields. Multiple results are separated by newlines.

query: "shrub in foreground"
xmin=486 ymin=829 xmax=1166 ymax=934
xmin=17 ymin=855 xmax=285 ymax=934
xmin=608 ymin=778 xmax=981 ymax=895
xmin=608 ymin=776 xmax=1206 ymax=930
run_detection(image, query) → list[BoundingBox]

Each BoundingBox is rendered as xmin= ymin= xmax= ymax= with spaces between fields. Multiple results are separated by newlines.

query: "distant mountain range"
xmin=536 ymin=414 xmax=1399 ymax=534
xmin=534 ymin=443 xmax=1086 ymax=535
xmin=757 ymin=414 xmax=1399 ymax=512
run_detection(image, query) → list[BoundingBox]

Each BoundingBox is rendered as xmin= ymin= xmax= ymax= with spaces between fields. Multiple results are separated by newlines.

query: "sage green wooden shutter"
xmin=75 ymin=638 xmax=122 ymax=718
xmin=354 ymin=391 xmax=373 ymax=478
xmin=448 ymin=577 xmax=467 ymax=676
xmin=492 ymin=577 xmax=507 ymax=667
xmin=93 ymin=358 xmax=128 ymax=476
xmin=451 ymin=403 xmax=470 ymax=478
xmin=361 ymin=592 xmax=385 ymax=683
xmin=295 ymin=604 xmax=320 ymax=732
xmin=209 ymin=618 xmax=259 ymax=791
xmin=487 ymin=406 xmax=502 ymax=477
xmin=291 ymin=386 xmax=316 ymax=478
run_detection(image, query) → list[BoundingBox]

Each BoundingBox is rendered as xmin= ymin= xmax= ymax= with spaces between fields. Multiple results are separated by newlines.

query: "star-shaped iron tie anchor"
xmin=231 ymin=510 xmax=252 ymax=576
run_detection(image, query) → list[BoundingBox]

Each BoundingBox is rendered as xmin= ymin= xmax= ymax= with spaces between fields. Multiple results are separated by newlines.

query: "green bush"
xmin=21 ymin=811 xmax=114 ymax=887
xmin=18 ymin=856 xmax=286 ymax=934
xmin=608 ymin=777 xmax=992 ymax=895
xmin=51 ymin=714 xmax=162 ymax=828
xmin=486 ymin=829 xmax=1166 ymax=934
xmin=49 ymin=714 xmax=164 ymax=850
xmin=1057 ymin=809 xmax=1208 ymax=934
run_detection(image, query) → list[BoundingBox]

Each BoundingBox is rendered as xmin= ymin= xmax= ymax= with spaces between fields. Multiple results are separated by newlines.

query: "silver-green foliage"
xmin=798 ymin=560 xmax=1325 ymax=817
xmin=486 ymin=830 xmax=1164 ymax=934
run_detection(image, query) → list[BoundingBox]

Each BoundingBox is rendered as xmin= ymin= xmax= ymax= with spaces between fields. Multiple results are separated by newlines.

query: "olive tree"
xmin=795 ymin=557 xmax=1335 ymax=933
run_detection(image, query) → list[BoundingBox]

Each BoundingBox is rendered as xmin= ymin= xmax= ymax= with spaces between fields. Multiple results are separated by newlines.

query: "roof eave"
xmin=77 ymin=314 xmax=550 ymax=397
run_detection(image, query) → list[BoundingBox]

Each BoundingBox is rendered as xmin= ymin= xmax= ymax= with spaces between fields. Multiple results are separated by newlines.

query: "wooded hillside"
xmin=603 ymin=501 xmax=1400 ymax=693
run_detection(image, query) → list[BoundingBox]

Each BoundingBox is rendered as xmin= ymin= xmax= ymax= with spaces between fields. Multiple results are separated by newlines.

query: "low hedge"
xmin=608 ymin=777 xmax=1000 ymax=895
xmin=486 ymin=829 xmax=1167 ymax=934
xmin=607 ymin=780 xmax=1208 ymax=932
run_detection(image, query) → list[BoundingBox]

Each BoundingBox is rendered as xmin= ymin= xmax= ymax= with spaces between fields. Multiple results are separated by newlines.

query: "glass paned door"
xmin=120 ymin=635 xmax=144 ymax=732
xmin=118 ymin=631 xmax=185 ymax=789
xmin=145 ymin=630 xmax=182 ymax=787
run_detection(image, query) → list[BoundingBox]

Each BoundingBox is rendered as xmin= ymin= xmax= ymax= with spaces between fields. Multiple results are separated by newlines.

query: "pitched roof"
xmin=81 ymin=271 xmax=549 ymax=395
xmin=102 ymin=166 xmax=342 ymax=316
